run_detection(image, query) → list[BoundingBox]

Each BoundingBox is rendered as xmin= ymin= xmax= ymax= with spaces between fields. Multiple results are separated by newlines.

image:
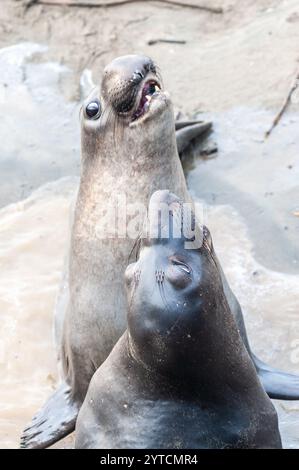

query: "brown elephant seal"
xmin=21 ymin=55 xmax=299 ymax=449
xmin=75 ymin=190 xmax=282 ymax=449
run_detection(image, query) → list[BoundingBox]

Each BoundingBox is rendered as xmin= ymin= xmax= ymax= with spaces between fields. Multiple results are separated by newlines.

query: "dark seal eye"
xmin=86 ymin=100 xmax=101 ymax=119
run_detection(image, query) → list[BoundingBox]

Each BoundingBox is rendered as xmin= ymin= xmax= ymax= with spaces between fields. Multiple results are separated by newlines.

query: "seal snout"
xmin=103 ymin=54 xmax=157 ymax=84
xmin=144 ymin=190 xmax=184 ymax=244
xmin=101 ymin=54 xmax=162 ymax=120
xmin=149 ymin=189 xmax=181 ymax=206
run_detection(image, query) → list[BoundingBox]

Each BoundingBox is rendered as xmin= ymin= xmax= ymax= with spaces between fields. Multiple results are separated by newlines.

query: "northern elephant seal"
xmin=75 ymin=190 xmax=282 ymax=449
xmin=21 ymin=54 xmax=299 ymax=449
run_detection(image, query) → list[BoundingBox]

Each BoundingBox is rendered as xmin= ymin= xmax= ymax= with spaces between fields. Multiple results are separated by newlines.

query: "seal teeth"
xmin=132 ymin=80 xmax=161 ymax=121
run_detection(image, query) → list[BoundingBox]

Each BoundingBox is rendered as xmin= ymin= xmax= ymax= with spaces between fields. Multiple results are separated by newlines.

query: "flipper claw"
xmin=20 ymin=383 xmax=79 ymax=449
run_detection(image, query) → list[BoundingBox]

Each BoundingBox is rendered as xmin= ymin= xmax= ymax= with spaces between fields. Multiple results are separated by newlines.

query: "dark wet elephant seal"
xmin=75 ymin=190 xmax=282 ymax=449
xmin=21 ymin=55 xmax=299 ymax=449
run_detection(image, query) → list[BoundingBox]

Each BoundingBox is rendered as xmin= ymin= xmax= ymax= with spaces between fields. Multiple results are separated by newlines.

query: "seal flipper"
xmin=175 ymin=120 xmax=212 ymax=154
xmin=20 ymin=383 xmax=79 ymax=449
xmin=252 ymin=354 xmax=299 ymax=400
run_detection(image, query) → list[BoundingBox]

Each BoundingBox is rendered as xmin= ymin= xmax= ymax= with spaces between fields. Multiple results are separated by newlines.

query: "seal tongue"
xmin=133 ymin=81 xmax=160 ymax=121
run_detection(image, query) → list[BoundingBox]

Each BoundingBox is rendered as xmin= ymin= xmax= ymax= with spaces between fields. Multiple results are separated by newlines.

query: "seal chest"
xmin=75 ymin=190 xmax=282 ymax=449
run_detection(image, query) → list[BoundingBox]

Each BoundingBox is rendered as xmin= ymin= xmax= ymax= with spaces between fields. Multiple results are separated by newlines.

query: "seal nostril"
xmin=132 ymin=70 xmax=144 ymax=83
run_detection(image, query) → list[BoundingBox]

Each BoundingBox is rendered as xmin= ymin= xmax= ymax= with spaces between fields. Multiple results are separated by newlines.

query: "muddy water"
xmin=0 ymin=43 xmax=81 ymax=208
xmin=187 ymin=107 xmax=299 ymax=275
xmin=0 ymin=44 xmax=298 ymax=448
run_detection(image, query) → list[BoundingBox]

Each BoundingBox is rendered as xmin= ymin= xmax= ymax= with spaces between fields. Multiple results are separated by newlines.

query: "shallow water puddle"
xmin=0 ymin=42 xmax=81 ymax=208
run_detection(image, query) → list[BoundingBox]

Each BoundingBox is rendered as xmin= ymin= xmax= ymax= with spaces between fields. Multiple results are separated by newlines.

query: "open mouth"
xmin=132 ymin=80 xmax=161 ymax=121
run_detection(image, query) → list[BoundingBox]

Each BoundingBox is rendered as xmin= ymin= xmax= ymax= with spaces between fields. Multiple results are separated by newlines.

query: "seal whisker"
xmin=155 ymin=66 xmax=164 ymax=90
xmin=101 ymin=104 xmax=124 ymax=153
xmin=128 ymin=276 xmax=138 ymax=309
xmin=167 ymin=313 xmax=182 ymax=335
xmin=158 ymin=277 xmax=170 ymax=315
xmin=128 ymin=232 xmax=142 ymax=263
xmin=112 ymin=109 xmax=125 ymax=150
xmin=78 ymin=104 xmax=83 ymax=121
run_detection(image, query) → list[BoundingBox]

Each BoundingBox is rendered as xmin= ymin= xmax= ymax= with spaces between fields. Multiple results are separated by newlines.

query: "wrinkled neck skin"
xmin=73 ymin=96 xmax=188 ymax=247
xmin=74 ymin=97 xmax=188 ymax=246
xmin=80 ymin=97 xmax=179 ymax=186
xmin=127 ymin=287 xmax=258 ymax=403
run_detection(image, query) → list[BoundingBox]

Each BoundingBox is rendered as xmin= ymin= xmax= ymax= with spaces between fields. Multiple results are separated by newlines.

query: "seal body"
xmin=21 ymin=55 xmax=189 ymax=448
xmin=65 ymin=105 xmax=187 ymax=400
xmin=21 ymin=55 xmax=299 ymax=449
xmin=75 ymin=190 xmax=282 ymax=449
xmin=64 ymin=57 xmax=188 ymax=402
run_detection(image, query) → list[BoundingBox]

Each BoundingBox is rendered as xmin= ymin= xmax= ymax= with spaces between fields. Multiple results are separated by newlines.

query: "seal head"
xmin=81 ymin=55 xmax=174 ymax=165
xmin=125 ymin=191 xmax=247 ymax=387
